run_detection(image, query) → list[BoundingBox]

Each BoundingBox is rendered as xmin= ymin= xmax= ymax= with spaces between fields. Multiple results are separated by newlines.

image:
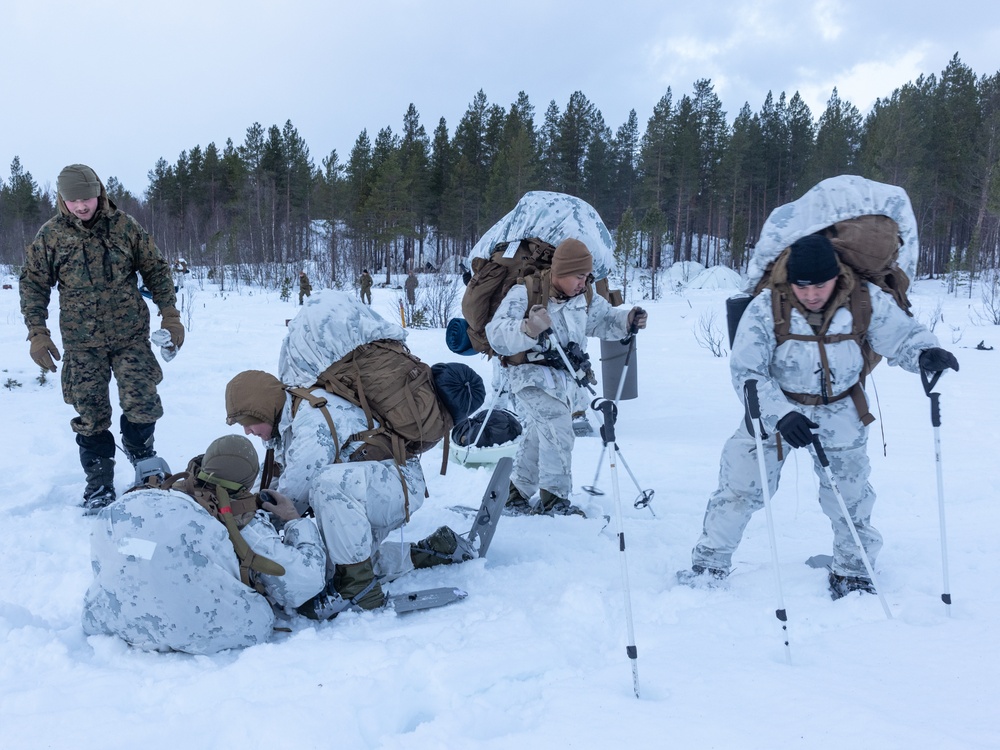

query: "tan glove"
xmin=159 ymin=306 xmax=185 ymax=349
xmin=627 ymin=306 xmax=648 ymax=330
xmin=521 ymin=305 xmax=552 ymax=338
xmin=258 ymin=490 xmax=301 ymax=521
xmin=27 ymin=327 xmax=60 ymax=372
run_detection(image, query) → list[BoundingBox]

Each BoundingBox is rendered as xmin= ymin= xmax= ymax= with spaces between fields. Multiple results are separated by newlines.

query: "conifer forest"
xmin=2 ymin=55 xmax=998 ymax=297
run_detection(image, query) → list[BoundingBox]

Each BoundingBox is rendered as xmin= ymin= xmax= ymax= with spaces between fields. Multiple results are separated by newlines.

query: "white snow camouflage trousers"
xmin=308 ymin=458 xmax=426 ymax=581
xmin=510 ymin=385 xmax=576 ymax=499
xmin=691 ymin=416 xmax=882 ymax=579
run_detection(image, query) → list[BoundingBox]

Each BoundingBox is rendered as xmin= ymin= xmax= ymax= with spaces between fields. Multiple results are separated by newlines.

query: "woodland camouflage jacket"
xmin=19 ymin=188 xmax=176 ymax=348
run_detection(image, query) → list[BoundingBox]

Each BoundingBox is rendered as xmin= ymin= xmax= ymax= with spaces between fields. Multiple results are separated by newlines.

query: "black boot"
xmin=120 ymin=415 xmax=156 ymax=466
xmin=78 ymin=431 xmax=117 ymax=513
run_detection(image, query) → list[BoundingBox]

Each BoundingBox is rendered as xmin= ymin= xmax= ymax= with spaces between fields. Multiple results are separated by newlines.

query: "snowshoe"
xmin=411 ymin=526 xmax=478 ymax=568
xmin=81 ymin=486 xmax=116 ymax=515
xmin=464 ymin=456 xmax=512 ymax=558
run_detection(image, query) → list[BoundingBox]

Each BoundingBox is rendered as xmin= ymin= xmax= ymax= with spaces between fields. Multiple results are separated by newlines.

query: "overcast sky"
xmin=3 ymin=0 xmax=998 ymax=197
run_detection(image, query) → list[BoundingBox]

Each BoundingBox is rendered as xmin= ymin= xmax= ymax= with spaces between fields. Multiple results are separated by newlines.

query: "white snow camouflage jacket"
xmin=82 ymin=489 xmax=325 ymax=654
xmin=734 ymin=283 xmax=938 ymax=441
xmin=485 ymin=284 xmax=631 ymax=398
xmin=273 ymin=289 xmax=425 ymax=512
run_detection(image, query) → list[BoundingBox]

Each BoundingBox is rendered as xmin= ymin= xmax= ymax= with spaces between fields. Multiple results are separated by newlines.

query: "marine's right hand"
xmin=258 ymin=490 xmax=301 ymax=520
xmin=776 ymin=411 xmax=818 ymax=449
xmin=521 ymin=305 xmax=552 ymax=338
xmin=28 ymin=327 xmax=60 ymax=372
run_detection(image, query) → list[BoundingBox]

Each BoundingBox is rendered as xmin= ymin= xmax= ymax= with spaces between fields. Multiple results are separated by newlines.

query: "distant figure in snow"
xmin=405 ymin=271 xmax=418 ymax=306
xmin=357 ymin=269 xmax=373 ymax=305
xmin=298 ymin=270 xmax=312 ymax=305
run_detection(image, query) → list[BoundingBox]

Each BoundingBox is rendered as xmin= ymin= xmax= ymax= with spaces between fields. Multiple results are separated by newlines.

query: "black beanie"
xmin=786 ymin=234 xmax=840 ymax=286
xmin=431 ymin=363 xmax=486 ymax=424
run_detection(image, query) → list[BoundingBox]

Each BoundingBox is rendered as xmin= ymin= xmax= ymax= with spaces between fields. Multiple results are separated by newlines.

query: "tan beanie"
xmin=550 ymin=238 xmax=593 ymax=278
xmin=225 ymin=370 xmax=287 ymax=430
xmin=57 ymin=164 xmax=102 ymax=201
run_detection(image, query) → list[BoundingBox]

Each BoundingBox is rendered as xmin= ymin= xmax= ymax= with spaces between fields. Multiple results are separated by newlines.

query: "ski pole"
xmin=809 ymin=434 xmax=893 ymax=620
xmin=582 ymin=446 xmax=606 ymax=495
xmin=743 ymin=380 xmax=792 ymax=665
xmin=592 ymin=396 xmax=640 ymax=698
xmin=921 ymin=367 xmax=952 ymax=616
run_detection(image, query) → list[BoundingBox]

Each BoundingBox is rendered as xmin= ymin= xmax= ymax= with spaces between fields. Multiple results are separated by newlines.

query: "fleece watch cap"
xmin=786 ymin=234 xmax=840 ymax=286
xmin=58 ymin=164 xmax=102 ymax=201
xmin=550 ymin=238 xmax=593 ymax=278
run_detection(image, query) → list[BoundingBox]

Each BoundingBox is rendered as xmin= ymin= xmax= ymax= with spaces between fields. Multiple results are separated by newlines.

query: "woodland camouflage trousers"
xmin=61 ymin=341 xmax=163 ymax=436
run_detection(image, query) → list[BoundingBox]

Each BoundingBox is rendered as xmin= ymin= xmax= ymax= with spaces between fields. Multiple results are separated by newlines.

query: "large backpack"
xmin=284 ymin=338 xmax=453 ymax=497
xmin=729 ymin=213 xmax=913 ymax=425
xmin=461 ymin=237 xmax=606 ymax=363
xmin=461 ymin=237 xmax=558 ymax=357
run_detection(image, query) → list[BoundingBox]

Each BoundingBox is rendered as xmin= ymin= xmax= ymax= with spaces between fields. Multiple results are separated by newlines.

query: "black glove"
xmin=919 ymin=347 xmax=959 ymax=373
xmin=776 ymin=412 xmax=819 ymax=449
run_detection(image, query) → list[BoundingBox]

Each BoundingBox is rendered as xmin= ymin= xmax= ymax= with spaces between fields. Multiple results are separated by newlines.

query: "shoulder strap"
xmin=286 ymin=386 xmax=342 ymax=463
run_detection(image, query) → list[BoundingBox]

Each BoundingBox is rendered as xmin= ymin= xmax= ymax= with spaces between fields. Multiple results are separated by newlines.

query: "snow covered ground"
xmin=1 ymin=270 xmax=996 ymax=749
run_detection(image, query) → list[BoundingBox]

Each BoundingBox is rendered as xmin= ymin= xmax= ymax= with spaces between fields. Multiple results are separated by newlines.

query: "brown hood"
xmin=225 ymin=370 xmax=287 ymax=430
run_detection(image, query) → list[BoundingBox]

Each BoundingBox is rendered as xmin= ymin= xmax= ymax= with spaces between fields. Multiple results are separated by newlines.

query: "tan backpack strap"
xmin=286 ymin=386 xmax=342 ymax=463
xmin=214 ymin=485 xmax=286 ymax=586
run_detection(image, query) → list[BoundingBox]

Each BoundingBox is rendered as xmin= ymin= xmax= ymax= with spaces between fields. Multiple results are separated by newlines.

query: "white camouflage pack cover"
xmin=745 ymin=175 xmax=919 ymax=292
xmin=279 ymin=289 xmax=407 ymax=388
xmin=468 ymin=191 xmax=615 ymax=280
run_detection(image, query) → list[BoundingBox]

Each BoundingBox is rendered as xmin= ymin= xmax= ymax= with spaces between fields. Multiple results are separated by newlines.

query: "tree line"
xmin=2 ymin=53 xmax=998 ymax=297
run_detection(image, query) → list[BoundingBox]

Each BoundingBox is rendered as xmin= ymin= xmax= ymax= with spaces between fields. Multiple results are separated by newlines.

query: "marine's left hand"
xmin=919 ymin=347 xmax=959 ymax=373
xmin=627 ymin=306 xmax=648 ymax=330
xmin=159 ymin=306 xmax=185 ymax=349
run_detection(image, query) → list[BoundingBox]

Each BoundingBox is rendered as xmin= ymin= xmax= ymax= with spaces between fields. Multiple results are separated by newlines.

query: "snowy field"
xmin=1 ymin=269 xmax=997 ymax=749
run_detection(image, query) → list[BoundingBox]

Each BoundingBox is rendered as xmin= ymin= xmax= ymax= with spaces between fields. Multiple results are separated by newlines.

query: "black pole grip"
xmin=743 ymin=380 xmax=761 ymax=437
xmin=811 ymin=434 xmax=830 ymax=467
xmin=930 ymin=392 xmax=941 ymax=428
xmin=591 ymin=398 xmax=618 ymax=444
xmin=744 ymin=380 xmax=762 ymax=420
xmin=921 ymin=367 xmax=942 ymax=396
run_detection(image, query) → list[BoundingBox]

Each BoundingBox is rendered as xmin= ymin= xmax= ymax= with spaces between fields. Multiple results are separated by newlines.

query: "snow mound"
xmin=686 ymin=265 xmax=743 ymax=290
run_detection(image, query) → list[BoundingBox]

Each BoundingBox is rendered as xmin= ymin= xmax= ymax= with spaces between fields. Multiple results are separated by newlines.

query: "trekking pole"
xmin=743 ymin=380 xmax=792 ymax=665
xmin=921 ymin=367 xmax=952 ymax=616
xmin=591 ymin=396 xmax=640 ymax=698
xmin=584 ymin=328 xmax=638 ymax=494
xmin=809 ymin=434 xmax=893 ymax=620
xmin=582 ymin=446 xmax=606 ymax=495
xmin=582 ymin=328 xmax=655 ymax=516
